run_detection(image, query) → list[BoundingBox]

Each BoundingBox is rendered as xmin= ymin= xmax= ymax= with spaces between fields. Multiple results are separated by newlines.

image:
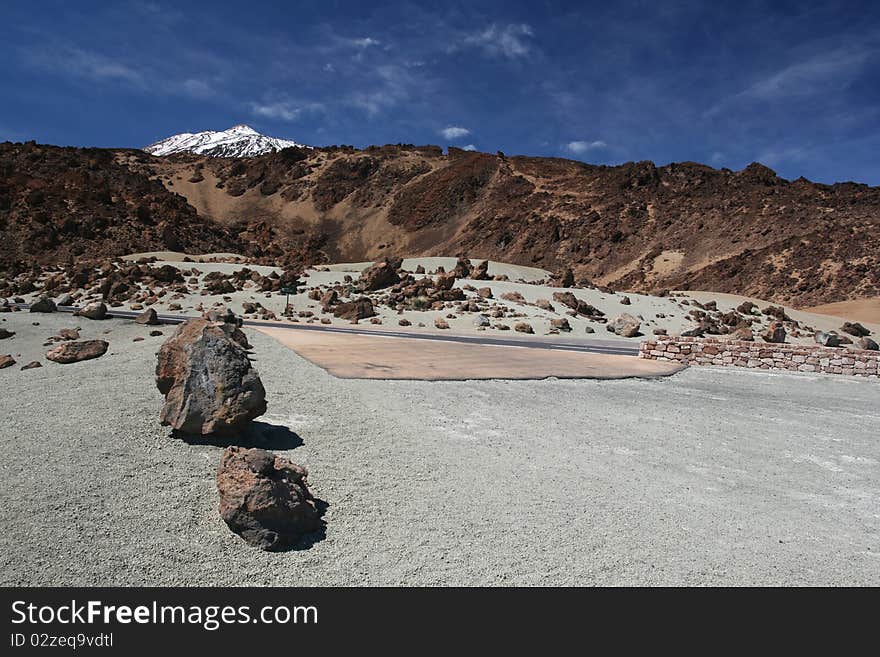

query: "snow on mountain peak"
xmin=144 ymin=125 xmax=309 ymax=158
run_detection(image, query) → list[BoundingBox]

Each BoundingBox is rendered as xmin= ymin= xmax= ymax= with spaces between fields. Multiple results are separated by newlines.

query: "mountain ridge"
xmin=1 ymin=139 xmax=877 ymax=307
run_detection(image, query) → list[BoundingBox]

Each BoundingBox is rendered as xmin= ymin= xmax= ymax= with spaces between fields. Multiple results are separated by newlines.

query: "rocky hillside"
xmin=2 ymin=140 xmax=878 ymax=306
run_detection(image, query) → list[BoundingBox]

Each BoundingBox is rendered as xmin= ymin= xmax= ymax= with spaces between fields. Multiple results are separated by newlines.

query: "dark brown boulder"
xmin=858 ymin=337 xmax=879 ymax=351
xmin=550 ymin=318 xmax=571 ymax=332
xmin=156 ymin=319 xmax=266 ymax=436
xmin=841 ymin=322 xmax=870 ymax=337
xmin=20 ymin=361 xmax=42 ymax=370
xmin=0 ymin=355 xmax=14 ymax=369
xmin=814 ymin=331 xmax=841 ymax=348
xmin=134 ymin=308 xmax=160 ymax=325
xmin=332 ymin=297 xmax=376 ymax=321
xmin=319 ymin=289 xmax=338 ymax=308
xmin=0 ymin=328 xmax=14 ymax=340
xmin=217 ymin=446 xmax=320 ymax=551
xmin=553 ymin=268 xmax=575 ymax=288
xmin=359 ymin=258 xmax=401 ymax=291
xmin=45 ymin=340 xmax=108 ymax=363
xmin=468 ymin=259 xmax=490 ymax=280
xmin=452 ymin=257 xmax=472 ymax=278
xmin=761 ymin=321 xmax=786 ymax=343
xmin=514 ymin=321 xmax=534 ymax=334
xmin=30 ymin=297 xmax=57 ymax=313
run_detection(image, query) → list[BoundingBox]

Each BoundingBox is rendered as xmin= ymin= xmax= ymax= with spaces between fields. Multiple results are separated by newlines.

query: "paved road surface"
xmin=11 ymin=303 xmax=641 ymax=356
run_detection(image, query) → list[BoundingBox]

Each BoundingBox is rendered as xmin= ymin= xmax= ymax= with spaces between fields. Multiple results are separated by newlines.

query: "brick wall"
xmin=639 ymin=337 xmax=879 ymax=378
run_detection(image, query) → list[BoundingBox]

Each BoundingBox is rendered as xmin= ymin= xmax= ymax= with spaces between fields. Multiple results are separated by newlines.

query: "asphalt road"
xmin=10 ymin=302 xmax=641 ymax=356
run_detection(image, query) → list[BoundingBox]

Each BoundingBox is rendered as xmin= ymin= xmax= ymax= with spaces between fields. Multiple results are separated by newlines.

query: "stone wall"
xmin=639 ymin=337 xmax=879 ymax=378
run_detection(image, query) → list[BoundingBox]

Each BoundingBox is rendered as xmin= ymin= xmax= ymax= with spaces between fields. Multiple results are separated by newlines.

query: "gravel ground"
xmin=1 ymin=310 xmax=878 ymax=586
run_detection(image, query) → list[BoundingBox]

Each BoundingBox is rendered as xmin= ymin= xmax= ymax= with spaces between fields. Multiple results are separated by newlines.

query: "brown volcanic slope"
xmin=3 ymin=141 xmax=879 ymax=306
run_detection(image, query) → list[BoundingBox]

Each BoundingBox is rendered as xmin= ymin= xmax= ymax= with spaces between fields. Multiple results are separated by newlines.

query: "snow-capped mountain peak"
xmin=144 ymin=125 xmax=309 ymax=157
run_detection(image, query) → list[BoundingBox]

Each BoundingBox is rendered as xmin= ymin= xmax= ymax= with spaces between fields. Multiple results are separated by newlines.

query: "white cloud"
xmin=350 ymin=37 xmax=381 ymax=48
xmin=250 ymin=100 xmax=323 ymax=122
xmin=462 ymin=144 xmax=477 ymax=151
xmin=441 ymin=126 xmax=471 ymax=139
xmin=564 ymin=140 xmax=607 ymax=154
xmin=461 ymin=24 xmax=534 ymax=59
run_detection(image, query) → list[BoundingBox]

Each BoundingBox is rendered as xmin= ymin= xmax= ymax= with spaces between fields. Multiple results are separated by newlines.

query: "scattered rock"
xmin=332 ymin=297 xmax=376 ymax=321
xmin=814 ymin=331 xmax=841 ymax=348
xmin=56 ymin=294 xmax=74 ymax=307
xmin=473 ymin=314 xmax=490 ymax=327
xmin=45 ymin=340 xmax=109 ymax=363
xmin=730 ymin=326 xmax=754 ymax=341
xmin=156 ymin=319 xmax=266 ymax=436
xmin=398 ymin=318 xmax=412 ymax=326
xmin=149 ymin=330 xmax=164 ymax=337
xmin=20 ymin=361 xmax=41 ymax=370
xmin=29 ymin=297 xmax=57 ymax=313
xmin=535 ymin=299 xmax=554 ymax=311
xmin=841 ymin=322 xmax=870 ymax=337
xmin=359 ymin=257 xmax=401 ymax=291
xmin=606 ymin=314 xmax=641 ymax=337
xmin=0 ymin=355 xmax=15 ymax=369
xmin=761 ymin=321 xmax=786 ymax=343
xmin=652 ymin=328 xmax=667 ymax=336
xmin=584 ymin=326 xmax=595 ymax=334
xmin=553 ymin=268 xmax=575 ymax=288
xmin=477 ymin=287 xmax=493 ymax=299
xmin=620 ymin=296 xmax=631 ymax=305
xmin=0 ymin=329 xmax=14 ymax=340
xmin=858 ymin=337 xmax=878 ymax=351
xmin=76 ymin=302 xmax=108 ymax=320
xmin=134 ymin=308 xmax=160 ymax=325
xmin=469 ymin=259 xmax=490 ymax=280
xmin=54 ymin=328 xmax=80 ymax=341
xmin=500 ymin=291 xmax=525 ymax=304
xmin=737 ymin=301 xmax=757 ymax=315
xmin=217 ymin=446 xmax=321 ymax=551
xmin=514 ymin=322 xmax=534 ymax=334
xmin=550 ymin=318 xmax=571 ymax=332
xmin=434 ymin=317 xmax=450 ymax=329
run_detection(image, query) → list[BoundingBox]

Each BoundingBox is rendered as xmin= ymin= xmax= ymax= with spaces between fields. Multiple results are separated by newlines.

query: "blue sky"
xmin=4 ymin=0 xmax=880 ymax=184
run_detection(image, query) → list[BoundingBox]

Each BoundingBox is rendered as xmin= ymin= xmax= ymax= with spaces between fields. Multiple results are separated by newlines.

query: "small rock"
xmin=814 ymin=331 xmax=841 ymax=348
xmin=473 ymin=314 xmax=490 ymax=327
xmin=20 ymin=361 xmax=42 ymax=370
xmin=0 ymin=355 xmax=15 ymax=369
xmin=149 ymin=330 xmax=164 ymax=337
xmin=76 ymin=302 xmax=108 ymax=320
xmin=841 ymin=322 xmax=870 ymax=337
xmin=134 ymin=308 xmax=160 ymax=325
xmin=398 ymin=318 xmax=412 ymax=326
xmin=858 ymin=336 xmax=878 ymax=351
xmin=434 ymin=317 xmax=450 ymax=329
xmin=0 ymin=328 xmax=14 ymax=340
xmin=620 ymin=296 xmax=631 ymax=305
xmin=761 ymin=321 xmax=786 ymax=343
xmin=514 ymin=322 xmax=534 ymax=334
xmin=29 ymin=297 xmax=57 ymax=313
xmin=45 ymin=340 xmax=109 ymax=363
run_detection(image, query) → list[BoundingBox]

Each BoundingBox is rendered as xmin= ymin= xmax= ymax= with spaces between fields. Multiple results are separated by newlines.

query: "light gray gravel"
xmin=1 ymin=310 xmax=878 ymax=586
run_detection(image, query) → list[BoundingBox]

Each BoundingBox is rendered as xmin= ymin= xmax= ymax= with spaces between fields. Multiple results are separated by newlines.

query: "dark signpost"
xmin=281 ymin=286 xmax=296 ymax=315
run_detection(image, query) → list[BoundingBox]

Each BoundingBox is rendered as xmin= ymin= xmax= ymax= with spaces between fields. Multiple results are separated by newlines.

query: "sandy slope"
xmin=1 ymin=311 xmax=878 ymax=586
xmin=804 ymin=298 xmax=880 ymax=325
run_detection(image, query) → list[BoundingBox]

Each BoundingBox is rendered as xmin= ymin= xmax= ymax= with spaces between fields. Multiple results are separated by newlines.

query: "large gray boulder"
xmin=156 ymin=319 xmax=266 ymax=436
xmin=29 ymin=297 xmax=57 ymax=313
xmin=217 ymin=446 xmax=321 ymax=551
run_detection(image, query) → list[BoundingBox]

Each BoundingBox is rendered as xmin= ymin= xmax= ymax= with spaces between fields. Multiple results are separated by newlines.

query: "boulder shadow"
xmin=284 ymin=498 xmax=330 ymax=552
xmin=174 ymin=421 xmax=304 ymax=450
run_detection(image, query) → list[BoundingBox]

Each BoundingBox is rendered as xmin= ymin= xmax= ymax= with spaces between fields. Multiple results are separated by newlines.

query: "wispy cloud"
xmin=460 ymin=23 xmax=535 ymax=59
xmin=462 ymin=144 xmax=477 ymax=151
xmin=22 ymin=45 xmax=146 ymax=87
xmin=250 ymin=99 xmax=324 ymax=122
xmin=349 ymin=37 xmax=381 ymax=48
xmin=441 ymin=125 xmax=470 ymax=139
xmin=706 ymin=46 xmax=875 ymax=117
xmin=564 ymin=140 xmax=606 ymax=155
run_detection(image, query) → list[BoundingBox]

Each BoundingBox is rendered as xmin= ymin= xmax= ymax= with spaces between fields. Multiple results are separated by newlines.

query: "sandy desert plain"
xmin=1 ymin=253 xmax=879 ymax=585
